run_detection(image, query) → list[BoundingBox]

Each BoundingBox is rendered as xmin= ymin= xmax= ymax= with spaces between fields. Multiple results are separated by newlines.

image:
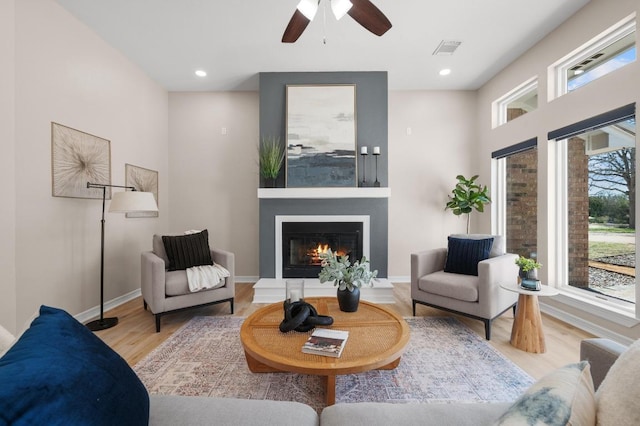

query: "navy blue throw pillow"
xmin=0 ymin=306 xmax=149 ymax=426
xmin=444 ymin=237 xmax=494 ymax=276
xmin=162 ymin=229 xmax=213 ymax=271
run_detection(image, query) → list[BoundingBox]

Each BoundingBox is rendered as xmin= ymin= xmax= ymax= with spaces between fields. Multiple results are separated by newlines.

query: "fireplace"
xmin=282 ymin=222 xmax=363 ymax=278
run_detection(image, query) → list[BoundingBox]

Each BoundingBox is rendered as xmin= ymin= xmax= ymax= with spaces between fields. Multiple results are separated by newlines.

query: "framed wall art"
xmin=125 ymin=163 xmax=159 ymax=218
xmin=286 ymin=85 xmax=357 ymax=187
xmin=51 ymin=122 xmax=111 ymax=199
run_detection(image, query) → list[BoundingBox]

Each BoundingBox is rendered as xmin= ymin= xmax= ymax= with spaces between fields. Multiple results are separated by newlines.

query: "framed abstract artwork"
xmin=125 ymin=164 xmax=159 ymax=218
xmin=51 ymin=122 xmax=111 ymax=199
xmin=286 ymin=85 xmax=357 ymax=187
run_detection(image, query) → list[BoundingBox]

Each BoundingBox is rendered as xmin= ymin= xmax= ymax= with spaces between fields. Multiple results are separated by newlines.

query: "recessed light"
xmin=195 ymin=70 xmax=207 ymax=77
xmin=439 ymin=68 xmax=451 ymax=76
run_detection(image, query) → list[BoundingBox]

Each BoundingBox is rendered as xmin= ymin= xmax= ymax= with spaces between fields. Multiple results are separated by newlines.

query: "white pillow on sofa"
xmin=596 ymin=338 xmax=640 ymax=425
xmin=495 ymin=361 xmax=595 ymax=426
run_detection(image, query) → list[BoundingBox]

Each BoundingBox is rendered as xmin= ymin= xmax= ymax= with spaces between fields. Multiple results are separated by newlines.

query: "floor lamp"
xmin=86 ymin=182 xmax=158 ymax=331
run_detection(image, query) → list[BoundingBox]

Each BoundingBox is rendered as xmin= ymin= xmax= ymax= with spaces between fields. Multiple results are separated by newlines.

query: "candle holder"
xmin=360 ymin=151 xmax=368 ymax=187
xmin=285 ymin=279 xmax=305 ymax=303
xmin=373 ymin=147 xmax=381 ymax=187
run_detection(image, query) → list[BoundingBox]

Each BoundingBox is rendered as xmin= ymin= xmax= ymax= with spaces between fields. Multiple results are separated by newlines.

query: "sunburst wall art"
xmin=125 ymin=163 xmax=159 ymax=218
xmin=51 ymin=122 xmax=111 ymax=199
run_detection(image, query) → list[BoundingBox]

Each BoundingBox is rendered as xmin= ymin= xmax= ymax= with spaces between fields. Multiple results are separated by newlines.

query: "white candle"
xmin=360 ymin=146 xmax=368 ymax=155
xmin=289 ymin=290 xmax=300 ymax=302
xmin=373 ymin=146 xmax=381 ymax=155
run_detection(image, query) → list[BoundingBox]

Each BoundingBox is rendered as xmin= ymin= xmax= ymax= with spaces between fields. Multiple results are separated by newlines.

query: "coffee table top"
xmin=240 ymin=297 xmax=410 ymax=376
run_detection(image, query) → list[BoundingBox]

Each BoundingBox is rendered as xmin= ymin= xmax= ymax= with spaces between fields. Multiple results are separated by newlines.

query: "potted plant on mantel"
xmin=319 ymin=250 xmax=378 ymax=312
xmin=445 ymin=174 xmax=491 ymax=234
xmin=258 ymin=135 xmax=285 ymax=188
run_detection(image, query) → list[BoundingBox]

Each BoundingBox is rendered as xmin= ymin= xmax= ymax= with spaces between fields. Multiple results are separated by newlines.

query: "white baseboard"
xmin=235 ymin=276 xmax=258 ymax=283
xmin=541 ymin=302 xmax=636 ymax=346
xmin=74 ymin=289 xmax=142 ymax=324
xmin=388 ymin=276 xmax=410 ymax=283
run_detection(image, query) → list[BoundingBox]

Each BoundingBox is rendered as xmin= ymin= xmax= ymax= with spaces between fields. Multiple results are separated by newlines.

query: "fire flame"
xmin=307 ymin=244 xmax=347 ymax=264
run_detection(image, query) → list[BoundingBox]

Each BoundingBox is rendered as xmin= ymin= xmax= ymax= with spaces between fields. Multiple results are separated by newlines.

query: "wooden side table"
xmin=500 ymin=283 xmax=559 ymax=353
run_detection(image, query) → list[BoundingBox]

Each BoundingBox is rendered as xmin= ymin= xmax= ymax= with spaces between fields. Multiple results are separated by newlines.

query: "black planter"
xmin=337 ymin=287 xmax=360 ymax=312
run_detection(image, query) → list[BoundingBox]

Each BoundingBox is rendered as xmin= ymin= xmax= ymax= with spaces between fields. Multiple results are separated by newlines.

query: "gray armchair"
xmin=141 ymin=234 xmax=235 ymax=332
xmin=411 ymin=234 xmax=518 ymax=340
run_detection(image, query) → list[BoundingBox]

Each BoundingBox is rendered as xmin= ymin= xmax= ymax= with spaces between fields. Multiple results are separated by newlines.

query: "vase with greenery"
xmin=258 ymin=136 xmax=284 ymax=188
xmin=515 ymin=256 xmax=542 ymax=280
xmin=445 ymin=174 xmax=491 ymax=234
xmin=319 ymin=250 xmax=378 ymax=312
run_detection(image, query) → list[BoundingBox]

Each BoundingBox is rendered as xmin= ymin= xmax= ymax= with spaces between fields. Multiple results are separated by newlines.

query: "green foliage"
xmin=258 ymin=136 xmax=284 ymax=179
xmin=515 ymin=256 xmax=542 ymax=272
xmin=318 ymin=250 xmax=378 ymax=292
xmin=445 ymin=175 xmax=491 ymax=233
xmin=589 ymin=195 xmax=629 ymax=225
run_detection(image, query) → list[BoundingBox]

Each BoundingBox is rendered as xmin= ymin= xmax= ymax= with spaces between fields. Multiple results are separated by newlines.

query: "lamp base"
xmin=86 ymin=317 xmax=119 ymax=331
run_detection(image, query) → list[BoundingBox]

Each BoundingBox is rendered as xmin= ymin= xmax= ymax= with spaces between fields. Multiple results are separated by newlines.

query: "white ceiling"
xmin=54 ymin=0 xmax=591 ymax=92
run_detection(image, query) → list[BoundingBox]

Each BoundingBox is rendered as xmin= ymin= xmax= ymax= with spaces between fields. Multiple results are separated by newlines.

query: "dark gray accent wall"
xmin=258 ymin=71 xmax=389 ymax=278
xmin=259 ymin=72 xmax=388 ymax=187
xmin=259 ymin=198 xmax=388 ymax=278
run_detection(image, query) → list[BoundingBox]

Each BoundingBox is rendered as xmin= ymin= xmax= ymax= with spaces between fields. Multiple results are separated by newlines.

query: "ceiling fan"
xmin=282 ymin=0 xmax=392 ymax=43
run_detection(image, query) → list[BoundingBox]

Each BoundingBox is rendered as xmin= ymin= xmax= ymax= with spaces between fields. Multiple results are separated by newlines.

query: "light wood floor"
xmin=97 ymin=282 xmax=593 ymax=380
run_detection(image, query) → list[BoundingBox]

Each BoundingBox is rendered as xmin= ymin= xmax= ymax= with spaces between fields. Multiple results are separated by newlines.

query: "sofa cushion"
xmin=596 ymin=338 xmax=640 ymax=425
xmin=321 ymin=402 xmax=510 ymax=426
xmin=495 ymin=361 xmax=595 ymax=426
xmin=0 ymin=305 xmax=149 ymax=425
xmin=162 ymin=229 xmax=213 ymax=271
xmin=149 ymin=395 xmax=319 ymax=426
xmin=444 ymin=236 xmax=494 ymax=276
xmin=419 ymin=271 xmax=479 ymax=302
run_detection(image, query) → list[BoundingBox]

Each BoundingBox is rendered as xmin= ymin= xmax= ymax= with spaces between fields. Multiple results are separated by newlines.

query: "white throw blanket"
xmin=186 ymin=263 xmax=230 ymax=292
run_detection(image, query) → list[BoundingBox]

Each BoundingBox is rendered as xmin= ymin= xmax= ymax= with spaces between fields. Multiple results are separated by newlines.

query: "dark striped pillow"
xmin=444 ymin=236 xmax=494 ymax=276
xmin=162 ymin=230 xmax=213 ymax=271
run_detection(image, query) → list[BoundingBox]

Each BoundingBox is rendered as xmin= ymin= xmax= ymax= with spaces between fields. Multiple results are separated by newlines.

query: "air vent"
xmin=433 ymin=40 xmax=462 ymax=56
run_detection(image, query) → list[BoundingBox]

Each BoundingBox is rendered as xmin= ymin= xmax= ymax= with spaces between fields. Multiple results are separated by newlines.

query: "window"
xmin=551 ymin=14 xmax=636 ymax=99
xmin=492 ymin=78 xmax=538 ymax=128
xmin=551 ymin=105 xmax=637 ymax=309
xmin=492 ymin=139 xmax=538 ymax=257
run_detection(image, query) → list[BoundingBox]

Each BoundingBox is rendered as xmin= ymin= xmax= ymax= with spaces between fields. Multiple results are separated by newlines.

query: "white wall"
xmin=168 ymin=92 xmax=259 ymax=278
xmin=0 ymin=0 xmax=17 ymax=333
xmin=388 ymin=91 xmax=479 ymax=278
xmin=10 ymin=0 xmax=168 ymax=330
xmin=476 ymin=0 xmax=640 ymax=340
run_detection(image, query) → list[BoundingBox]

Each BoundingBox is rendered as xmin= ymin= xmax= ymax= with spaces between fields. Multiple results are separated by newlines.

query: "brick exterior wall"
xmin=506 ymin=149 xmax=538 ymax=258
xmin=567 ymin=137 xmax=589 ymax=288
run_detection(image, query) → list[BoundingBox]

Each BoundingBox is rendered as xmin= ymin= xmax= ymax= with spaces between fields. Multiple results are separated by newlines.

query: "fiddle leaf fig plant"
xmin=445 ymin=174 xmax=491 ymax=234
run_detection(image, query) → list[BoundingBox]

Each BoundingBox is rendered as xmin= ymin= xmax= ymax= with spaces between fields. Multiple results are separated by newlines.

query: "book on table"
xmin=302 ymin=328 xmax=349 ymax=358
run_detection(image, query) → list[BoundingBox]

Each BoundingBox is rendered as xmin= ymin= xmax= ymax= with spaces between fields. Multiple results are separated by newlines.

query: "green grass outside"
xmin=589 ymin=241 xmax=635 ymax=259
xmin=588 ymin=226 xmax=635 ymax=234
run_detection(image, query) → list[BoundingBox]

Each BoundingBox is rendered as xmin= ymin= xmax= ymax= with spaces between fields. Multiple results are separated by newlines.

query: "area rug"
xmin=133 ymin=316 xmax=533 ymax=412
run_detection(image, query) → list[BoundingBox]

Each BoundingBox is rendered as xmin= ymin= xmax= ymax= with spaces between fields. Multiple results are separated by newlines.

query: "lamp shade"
xmin=297 ymin=0 xmax=318 ymax=20
xmin=109 ymin=191 xmax=158 ymax=213
xmin=331 ymin=0 xmax=352 ymax=20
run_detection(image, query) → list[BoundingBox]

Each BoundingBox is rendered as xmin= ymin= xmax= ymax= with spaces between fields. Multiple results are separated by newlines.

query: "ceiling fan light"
xmin=331 ymin=0 xmax=352 ymax=20
xmin=297 ymin=0 xmax=319 ymax=21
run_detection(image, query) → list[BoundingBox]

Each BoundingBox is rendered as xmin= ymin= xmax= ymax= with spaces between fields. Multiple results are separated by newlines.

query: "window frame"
xmin=549 ymin=13 xmax=636 ymax=101
xmin=548 ymin=104 xmax=639 ymax=321
xmin=491 ymin=77 xmax=538 ymax=129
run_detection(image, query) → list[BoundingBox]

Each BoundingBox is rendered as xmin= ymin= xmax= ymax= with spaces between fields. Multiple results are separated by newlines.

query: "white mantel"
xmin=258 ymin=187 xmax=391 ymax=199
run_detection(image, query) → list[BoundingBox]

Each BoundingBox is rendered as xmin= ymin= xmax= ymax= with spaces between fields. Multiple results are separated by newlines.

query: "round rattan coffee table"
xmin=240 ymin=297 xmax=410 ymax=405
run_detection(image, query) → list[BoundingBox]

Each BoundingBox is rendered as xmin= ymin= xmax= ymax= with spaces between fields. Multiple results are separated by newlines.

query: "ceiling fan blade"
xmin=347 ymin=0 xmax=392 ymax=37
xmin=282 ymin=9 xmax=311 ymax=43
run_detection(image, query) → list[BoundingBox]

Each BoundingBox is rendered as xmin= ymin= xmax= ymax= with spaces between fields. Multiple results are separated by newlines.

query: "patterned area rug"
xmin=134 ymin=316 xmax=533 ymax=412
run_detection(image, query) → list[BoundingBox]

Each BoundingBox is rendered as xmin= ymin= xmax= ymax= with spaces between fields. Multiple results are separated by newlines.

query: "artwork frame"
xmin=125 ymin=163 xmax=159 ymax=218
xmin=51 ymin=122 xmax=111 ymax=199
xmin=286 ymin=84 xmax=357 ymax=188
